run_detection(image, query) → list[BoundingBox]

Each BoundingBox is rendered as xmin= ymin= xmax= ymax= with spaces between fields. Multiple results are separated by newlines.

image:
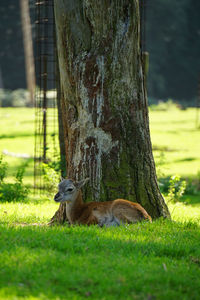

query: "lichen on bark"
xmin=51 ymin=0 xmax=170 ymax=224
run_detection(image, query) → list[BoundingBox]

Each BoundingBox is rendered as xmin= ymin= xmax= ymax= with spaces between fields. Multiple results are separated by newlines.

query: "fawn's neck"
xmin=66 ymin=190 xmax=84 ymax=224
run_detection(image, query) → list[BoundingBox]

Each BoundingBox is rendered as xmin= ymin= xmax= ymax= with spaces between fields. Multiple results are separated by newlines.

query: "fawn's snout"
xmin=54 ymin=192 xmax=61 ymax=202
xmin=54 ymin=178 xmax=89 ymax=204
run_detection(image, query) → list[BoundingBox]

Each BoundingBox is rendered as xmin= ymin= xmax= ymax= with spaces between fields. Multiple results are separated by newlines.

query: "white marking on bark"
xmin=72 ymin=55 xmax=118 ymax=200
xmin=71 ymin=106 xmax=118 ymax=199
xmin=96 ymin=55 xmax=104 ymax=126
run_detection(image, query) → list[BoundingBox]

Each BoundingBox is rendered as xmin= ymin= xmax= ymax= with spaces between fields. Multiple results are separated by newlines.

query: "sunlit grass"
xmin=1 ymin=107 xmax=200 ymax=186
xmin=0 ymin=107 xmax=58 ymax=186
xmin=0 ymin=107 xmax=200 ymax=299
xmin=0 ymin=200 xmax=57 ymax=225
xmin=0 ymin=197 xmax=199 ymax=227
xmin=168 ymin=202 xmax=200 ymax=225
xmin=150 ymin=108 xmax=200 ymax=177
xmin=0 ymin=107 xmax=199 ymax=225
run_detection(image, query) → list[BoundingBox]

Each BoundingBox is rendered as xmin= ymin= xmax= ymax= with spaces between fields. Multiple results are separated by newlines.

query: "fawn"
xmin=54 ymin=178 xmax=152 ymax=226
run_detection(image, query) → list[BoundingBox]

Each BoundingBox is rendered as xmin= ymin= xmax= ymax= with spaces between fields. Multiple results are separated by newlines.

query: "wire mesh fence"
xmin=34 ymin=0 xmax=59 ymax=192
xmin=33 ymin=0 xmax=147 ymax=192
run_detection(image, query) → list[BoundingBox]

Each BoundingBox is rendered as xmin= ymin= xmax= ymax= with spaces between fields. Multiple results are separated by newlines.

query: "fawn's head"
xmin=54 ymin=178 xmax=89 ymax=203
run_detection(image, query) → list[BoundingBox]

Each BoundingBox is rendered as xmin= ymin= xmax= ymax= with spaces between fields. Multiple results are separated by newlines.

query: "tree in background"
xmin=50 ymin=0 xmax=170 ymax=224
xmin=0 ymin=0 xmax=25 ymax=90
xmin=146 ymin=0 xmax=200 ymax=102
xmin=20 ymin=0 xmax=35 ymax=106
xmin=0 ymin=0 xmax=199 ymax=103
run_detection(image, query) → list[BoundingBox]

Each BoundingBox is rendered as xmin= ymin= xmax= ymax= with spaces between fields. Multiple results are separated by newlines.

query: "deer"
xmin=54 ymin=178 xmax=152 ymax=226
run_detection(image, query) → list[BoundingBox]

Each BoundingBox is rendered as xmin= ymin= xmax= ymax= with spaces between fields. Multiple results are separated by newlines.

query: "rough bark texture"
xmin=56 ymin=51 xmax=66 ymax=178
xmin=51 ymin=0 xmax=170 ymax=224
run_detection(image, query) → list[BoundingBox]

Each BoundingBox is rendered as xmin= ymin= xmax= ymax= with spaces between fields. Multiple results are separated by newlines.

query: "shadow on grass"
xmin=179 ymin=194 xmax=200 ymax=205
xmin=7 ymin=161 xmax=34 ymax=178
xmin=0 ymin=221 xmax=200 ymax=299
xmin=0 ymin=133 xmax=33 ymax=139
xmin=20 ymin=120 xmax=35 ymax=125
xmin=152 ymin=145 xmax=178 ymax=152
xmin=175 ymin=157 xmax=196 ymax=163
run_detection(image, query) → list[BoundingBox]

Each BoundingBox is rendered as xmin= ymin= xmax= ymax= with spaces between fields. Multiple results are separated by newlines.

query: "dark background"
xmin=0 ymin=0 xmax=200 ymax=104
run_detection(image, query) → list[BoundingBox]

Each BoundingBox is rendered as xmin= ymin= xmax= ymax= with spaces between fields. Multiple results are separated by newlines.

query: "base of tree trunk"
xmin=48 ymin=203 xmax=68 ymax=225
xmin=52 ymin=0 xmax=171 ymax=223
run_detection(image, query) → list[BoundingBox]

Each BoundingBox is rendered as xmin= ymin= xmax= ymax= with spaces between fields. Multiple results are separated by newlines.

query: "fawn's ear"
xmin=60 ymin=176 xmax=64 ymax=182
xmin=75 ymin=178 xmax=89 ymax=189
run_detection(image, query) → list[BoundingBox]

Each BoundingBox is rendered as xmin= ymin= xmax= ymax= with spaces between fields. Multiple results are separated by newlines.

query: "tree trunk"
xmin=51 ymin=0 xmax=170 ymax=224
xmin=56 ymin=50 xmax=66 ymax=178
xmin=20 ymin=0 xmax=35 ymax=106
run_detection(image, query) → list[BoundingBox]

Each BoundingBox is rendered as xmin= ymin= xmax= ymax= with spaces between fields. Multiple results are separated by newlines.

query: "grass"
xmin=0 ymin=221 xmax=200 ymax=299
xmin=0 ymin=106 xmax=200 ymax=299
xmin=0 ymin=108 xmax=34 ymax=183
xmin=0 ymin=107 xmax=58 ymax=186
xmin=149 ymin=108 xmax=200 ymax=178
xmin=1 ymin=107 xmax=199 ymax=186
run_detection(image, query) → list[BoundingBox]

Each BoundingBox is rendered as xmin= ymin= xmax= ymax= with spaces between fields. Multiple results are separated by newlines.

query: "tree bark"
xmin=20 ymin=0 xmax=35 ymax=106
xmin=51 ymin=0 xmax=170 ymax=224
xmin=56 ymin=50 xmax=66 ymax=178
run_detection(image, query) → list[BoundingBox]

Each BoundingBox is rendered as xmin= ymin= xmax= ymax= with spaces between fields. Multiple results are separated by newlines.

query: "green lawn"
xmin=150 ymin=108 xmax=200 ymax=178
xmin=1 ymin=107 xmax=199 ymax=185
xmin=0 ymin=108 xmax=58 ymax=186
xmin=0 ymin=107 xmax=200 ymax=299
xmin=0 ymin=221 xmax=200 ymax=300
xmin=0 ymin=108 xmax=35 ymax=185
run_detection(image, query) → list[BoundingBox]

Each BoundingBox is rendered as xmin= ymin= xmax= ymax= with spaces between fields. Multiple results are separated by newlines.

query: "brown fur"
xmin=65 ymin=191 xmax=152 ymax=226
xmin=54 ymin=179 xmax=152 ymax=226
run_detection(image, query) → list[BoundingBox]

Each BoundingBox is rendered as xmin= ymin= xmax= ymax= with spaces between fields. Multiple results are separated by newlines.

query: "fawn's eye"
xmin=66 ymin=188 xmax=74 ymax=192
